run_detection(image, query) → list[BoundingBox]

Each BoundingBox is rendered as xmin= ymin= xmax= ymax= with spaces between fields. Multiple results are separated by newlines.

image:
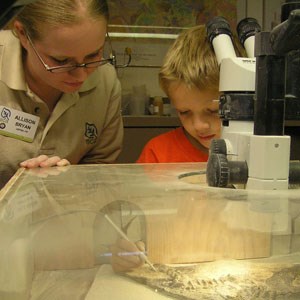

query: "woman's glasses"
xmin=26 ymin=33 xmax=117 ymax=73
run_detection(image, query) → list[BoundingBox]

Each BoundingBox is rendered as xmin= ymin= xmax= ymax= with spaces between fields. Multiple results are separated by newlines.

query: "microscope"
xmin=206 ymin=0 xmax=300 ymax=190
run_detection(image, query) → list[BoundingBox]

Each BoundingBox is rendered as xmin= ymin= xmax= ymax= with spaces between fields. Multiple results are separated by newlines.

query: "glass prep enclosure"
xmin=0 ymin=163 xmax=299 ymax=300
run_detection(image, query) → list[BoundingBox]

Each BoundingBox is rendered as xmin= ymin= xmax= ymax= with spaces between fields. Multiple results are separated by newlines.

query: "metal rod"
xmin=104 ymin=214 xmax=157 ymax=272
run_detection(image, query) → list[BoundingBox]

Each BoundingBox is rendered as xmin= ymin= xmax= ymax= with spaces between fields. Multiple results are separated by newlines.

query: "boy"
xmin=137 ymin=25 xmax=222 ymax=163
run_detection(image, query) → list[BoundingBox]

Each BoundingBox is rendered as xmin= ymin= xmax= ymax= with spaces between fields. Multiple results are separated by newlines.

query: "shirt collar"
xmin=0 ymin=30 xmax=27 ymax=91
xmin=78 ymin=64 xmax=109 ymax=93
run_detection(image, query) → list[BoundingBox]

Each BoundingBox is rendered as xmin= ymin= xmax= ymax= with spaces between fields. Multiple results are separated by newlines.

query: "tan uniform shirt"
xmin=0 ymin=30 xmax=123 ymax=189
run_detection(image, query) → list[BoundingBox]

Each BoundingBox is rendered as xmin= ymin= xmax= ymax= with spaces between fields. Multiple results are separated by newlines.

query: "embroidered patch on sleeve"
xmin=85 ymin=122 xmax=98 ymax=144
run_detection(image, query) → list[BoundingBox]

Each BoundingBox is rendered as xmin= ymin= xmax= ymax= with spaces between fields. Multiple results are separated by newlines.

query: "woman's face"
xmin=18 ymin=18 xmax=108 ymax=93
xmin=168 ymin=82 xmax=221 ymax=151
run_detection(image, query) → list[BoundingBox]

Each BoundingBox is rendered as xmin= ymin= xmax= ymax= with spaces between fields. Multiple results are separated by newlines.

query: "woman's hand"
xmin=110 ymin=239 xmax=146 ymax=273
xmin=20 ymin=155 xmax=70 ymax=168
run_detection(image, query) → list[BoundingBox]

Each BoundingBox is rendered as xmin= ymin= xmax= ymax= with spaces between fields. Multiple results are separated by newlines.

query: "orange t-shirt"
xmin=136 ymin=127 xmax=208 ymax=163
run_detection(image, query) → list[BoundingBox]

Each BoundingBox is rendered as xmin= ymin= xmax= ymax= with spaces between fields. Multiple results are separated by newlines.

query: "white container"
xmin=130 ymin=85 xmax=149 ymax=115
xmin=130 ymin=94 xmax=147 ymax=115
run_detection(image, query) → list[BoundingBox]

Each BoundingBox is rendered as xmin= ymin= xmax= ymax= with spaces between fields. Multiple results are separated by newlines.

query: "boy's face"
xmin=168 ymin=82 xmax=221 ymax=151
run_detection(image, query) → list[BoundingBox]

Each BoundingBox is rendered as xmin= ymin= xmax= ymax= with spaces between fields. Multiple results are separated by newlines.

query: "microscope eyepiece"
xmin=237 ymin=17 xmax=261 ymax=46
xmin=206 ymin=16 xmax=237 ymax=63
xmin=206 ymin=16 xmax=233 ymax=44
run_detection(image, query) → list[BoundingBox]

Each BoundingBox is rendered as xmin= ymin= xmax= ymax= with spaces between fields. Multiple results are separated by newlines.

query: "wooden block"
xmin=145 ymin=198 xmax=272 ymax=264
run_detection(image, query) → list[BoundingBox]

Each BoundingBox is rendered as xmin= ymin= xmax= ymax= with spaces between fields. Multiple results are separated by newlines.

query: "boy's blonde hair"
xmin=12 ymin=0 xmax=109 ymax=40
xmin=159 ymin=25 xmax=219 ymax=95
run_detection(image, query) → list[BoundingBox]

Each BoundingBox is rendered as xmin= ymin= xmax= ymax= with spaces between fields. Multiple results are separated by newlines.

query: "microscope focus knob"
xmin=210 ymin=138 xmax=227 ymax=155
xmin=206 ymin=153 xmax=229 ymax=187
xmin=206 ymin=153 xmax=249 ymax=187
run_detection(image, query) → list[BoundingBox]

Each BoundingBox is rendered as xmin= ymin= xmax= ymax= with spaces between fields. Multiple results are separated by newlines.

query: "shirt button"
xmin=34 ymin=107 xmax=40 ymax=114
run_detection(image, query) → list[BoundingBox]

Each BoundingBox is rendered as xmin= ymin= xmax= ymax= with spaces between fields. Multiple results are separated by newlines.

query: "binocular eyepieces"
xmin=206 ymin=16 xmax=261 ymax=46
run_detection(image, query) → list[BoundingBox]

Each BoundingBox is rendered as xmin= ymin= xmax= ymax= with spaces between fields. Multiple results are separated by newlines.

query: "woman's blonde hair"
xmin=159 ymin=25 xmax=219 ymax=95
xmin=12 ymin=0 xmax=109 ymax=40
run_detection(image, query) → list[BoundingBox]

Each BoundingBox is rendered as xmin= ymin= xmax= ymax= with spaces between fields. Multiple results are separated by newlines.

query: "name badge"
xmin=0 ymin=106 xmax=40 ymax=142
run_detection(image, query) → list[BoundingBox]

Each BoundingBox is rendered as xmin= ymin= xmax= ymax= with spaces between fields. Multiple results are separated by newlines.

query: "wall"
xmin=106 ymin=0 xmax=241 ymax=105
xmin=111 ymin=37 xmax=173 ymax=99
xmin=106 ymin=1 xmax=300 ymax=162
xmin=107 ymin=1 xmax=286 ymax=106
xmin=245 ymin=0 xmax=284 ymax=30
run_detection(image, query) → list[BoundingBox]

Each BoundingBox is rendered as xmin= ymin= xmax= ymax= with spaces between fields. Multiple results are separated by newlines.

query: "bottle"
xmin=153 ymin=96 xmax=163 ymax=116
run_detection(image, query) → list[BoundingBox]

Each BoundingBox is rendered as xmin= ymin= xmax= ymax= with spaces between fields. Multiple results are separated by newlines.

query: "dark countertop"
xmin=286 ymin=121 xmax=300 ymax=127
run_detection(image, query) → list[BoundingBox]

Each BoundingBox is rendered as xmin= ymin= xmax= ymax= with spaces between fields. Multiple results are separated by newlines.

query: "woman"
xmin=0 ymin=0 xmax=123 ymax=189
xmin=0 ymin=0 xmax=145 ymax=273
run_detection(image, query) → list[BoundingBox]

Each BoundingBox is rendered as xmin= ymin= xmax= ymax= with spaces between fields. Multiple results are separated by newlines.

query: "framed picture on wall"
xmin=108 ymin=0 xmax=239 ymax=31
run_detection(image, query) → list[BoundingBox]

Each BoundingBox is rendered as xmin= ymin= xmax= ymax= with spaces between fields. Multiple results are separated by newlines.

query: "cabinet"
xmin=116 ymin=116 xmax=181 ymax=163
